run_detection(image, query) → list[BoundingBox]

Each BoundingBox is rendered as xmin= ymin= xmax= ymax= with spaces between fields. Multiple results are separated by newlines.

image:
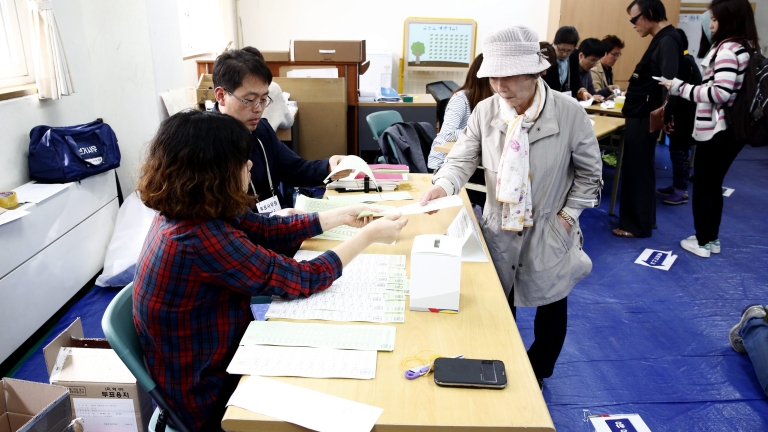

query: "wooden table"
xmin=585 ymin=103 xmax=624 ymax=117
xmin=433 ymin=115 xmax=625 ymax=154
xmin=222 ymin=176 xmax=555 ymax=432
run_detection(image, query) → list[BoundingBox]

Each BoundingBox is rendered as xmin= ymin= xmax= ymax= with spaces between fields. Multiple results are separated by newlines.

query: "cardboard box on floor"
xmin=0 ymin=378 xmax=71 ymax=432
xmin=43 ymin=318 xmax=153 ymax=432
xmin=273 ymin=77 xmax=347 ymax=160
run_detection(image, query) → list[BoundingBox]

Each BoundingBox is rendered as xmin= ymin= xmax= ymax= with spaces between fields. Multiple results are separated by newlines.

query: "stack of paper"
xmin=369 ymin=164 xmax=409 ymax=173
xmin=293 ymin=195 xmax=395 ymax=242
xmin=326 ymin=172 xmax=407 ymax=191
xmin=266 ymin=251 xmax=408 ymax=323
xmin=327 ymin=191 xmax=414 ymax=203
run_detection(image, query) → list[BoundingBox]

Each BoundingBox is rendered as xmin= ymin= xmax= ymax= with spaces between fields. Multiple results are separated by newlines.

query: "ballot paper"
xmin=723 ymin=187 xmax=734 ymax=197
xmin=0 ymin=202 xmax=34 ymax=227
xmin=227 ymin=345 xmax=377 ymax=379
xmin=445 ymin=206 xmax=488 ymax=262
xmin=383 ymin=194 xmax=464 ymax=215
xmin=240 ymin=321 xmax=396 ymax=351
xmin=635 ymin=248 xmax=677 ymax=271
xmin=267 ymin=252 xmax=408 ymax=323
xmin=13 ymin=181 xmax=72 ymax=204
xmin=579 ymin=98 xmax=594 ymax=107
xmin=327 ymin=191 xmax=414 ymax=203
xmin=600 ymin=100 xmax=616 ymax=109
xmin=294 ymin=195 xmax=394 ymax=242
xmin=323 ymin=155 xmax=374 ymax=185
xmin=227 ymin=376 xmax=384 ymax=432
xmin=589 ymin=414 xmax=652 ymax=432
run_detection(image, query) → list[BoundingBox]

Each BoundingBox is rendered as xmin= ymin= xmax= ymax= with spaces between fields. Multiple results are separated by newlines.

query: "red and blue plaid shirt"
xmin=133 ymin=211 xmax=341 ymax=430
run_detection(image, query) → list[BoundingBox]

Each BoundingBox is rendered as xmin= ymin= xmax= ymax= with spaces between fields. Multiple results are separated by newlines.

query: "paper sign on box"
xmin=409 ymin=235 xmax=462 ymax=313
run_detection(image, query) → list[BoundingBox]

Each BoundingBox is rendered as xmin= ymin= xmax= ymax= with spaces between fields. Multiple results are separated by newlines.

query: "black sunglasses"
xmin=629 ymin=13 xmax=642 ymax=25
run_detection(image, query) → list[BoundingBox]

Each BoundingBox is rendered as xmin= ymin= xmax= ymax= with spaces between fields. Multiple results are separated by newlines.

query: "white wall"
xmin=0 ymin=0 xmax=185 ymax=195
xmin=237 ymin=0 xmax=551 ymax=89
xmin=0 ymin=0 xmax=96 ymax=192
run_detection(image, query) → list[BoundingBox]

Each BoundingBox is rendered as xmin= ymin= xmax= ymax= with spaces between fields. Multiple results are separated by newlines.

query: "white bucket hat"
xmin=477 ymin=25 xmax=550 ymax=78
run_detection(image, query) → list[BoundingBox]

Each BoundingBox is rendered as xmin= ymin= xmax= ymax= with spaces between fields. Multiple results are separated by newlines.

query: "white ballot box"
xmin=409 ymin=235 xmax=462 ymax=313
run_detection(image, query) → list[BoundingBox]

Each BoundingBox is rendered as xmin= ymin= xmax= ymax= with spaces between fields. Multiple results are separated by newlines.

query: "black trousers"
xmin=507 ymin=287 xmax=568 ymax=380
xmin=692 ymin=128 xmax=745 ymax=246
xmin=619 ymin=117 xmax=657 ymax=237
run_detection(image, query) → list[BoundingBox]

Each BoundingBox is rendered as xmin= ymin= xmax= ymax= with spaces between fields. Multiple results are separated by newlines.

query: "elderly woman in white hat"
xmin=421 ymin=24 xmax=602 ymax=386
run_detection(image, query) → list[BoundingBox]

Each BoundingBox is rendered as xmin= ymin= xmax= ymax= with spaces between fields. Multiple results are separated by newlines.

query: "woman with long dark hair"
xmin=427 ymin=53 xmax=494 ymax=170
xmin=660 ymin=0 xmax=759 ymax=257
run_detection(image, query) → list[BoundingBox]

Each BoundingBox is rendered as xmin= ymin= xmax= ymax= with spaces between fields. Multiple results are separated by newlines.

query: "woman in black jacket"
xmin=613 ymin=0 xmax=684 ymax=238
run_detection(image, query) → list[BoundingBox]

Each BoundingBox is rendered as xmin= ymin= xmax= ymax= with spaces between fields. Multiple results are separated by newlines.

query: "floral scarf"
xmin=496 ymin=79 xmax=545 ymax=231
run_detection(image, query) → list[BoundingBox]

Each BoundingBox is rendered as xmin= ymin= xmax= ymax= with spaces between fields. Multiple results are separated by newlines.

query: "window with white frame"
xmin=0 ymin=0 xmax=34 ymax=89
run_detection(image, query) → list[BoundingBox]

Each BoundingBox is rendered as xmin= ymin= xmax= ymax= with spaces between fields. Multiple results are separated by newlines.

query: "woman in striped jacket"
xmin=660 ymin=0 xmax=758 ymax=258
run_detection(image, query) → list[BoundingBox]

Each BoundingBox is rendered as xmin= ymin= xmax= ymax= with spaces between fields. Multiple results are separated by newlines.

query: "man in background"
xmin=571 ymin=38 xmax=606 ymax=103
xmin=591 ymin=35 xmax=625 ymax=98
xmin=542 ymin=26 xmax=581 ymax=95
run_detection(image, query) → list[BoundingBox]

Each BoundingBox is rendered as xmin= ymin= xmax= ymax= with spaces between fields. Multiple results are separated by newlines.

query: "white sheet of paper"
xmin=600 ymin=100 xmax=616 ymax=109
xmin=72 ymin=398 xmax=138 ymax=432
xmin=0 ymin=208 xmax=31 ymax=226
xmin=227 ymin=376 xmax=384 ymax=432
xmin=589 ymin=414 xmax=652 ymax=432
xmin=227 ymin=345 xmax=377 ymax=379
xmin=323 ymin=155 xmax=374 ymax=184
xmin=327 ymin=191 xmax=414 ymax=203
xmin=241 ymin=321 xmax=396 ymax=351
xmin=383 ymin=194 xmax=464 ymax=215
xmin=579 ymin=98 xmax=594 ymax=107
xmin=723 ymin=187 xmax=734 ymax=197
xmin=445 ymin=206 xmax=488 ymax=262
xmin=634 ymin=248 xmax=677 ymax=271
xmin=13 ymin=181 xmax=72 ymax=204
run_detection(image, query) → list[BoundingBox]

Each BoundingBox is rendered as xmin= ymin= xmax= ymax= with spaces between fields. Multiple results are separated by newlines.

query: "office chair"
xmin=102 ymin=283 xmax=192 ymax=432
xmin=366 ymin=110 xmax=403 ymax=164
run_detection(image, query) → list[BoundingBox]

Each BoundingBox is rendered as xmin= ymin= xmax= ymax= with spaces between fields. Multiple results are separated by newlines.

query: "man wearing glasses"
xmin=212 ymin=48 xmax=348 ymax=213
xmin=542 ymin=26 xmax=580 ymax=95
xmin=573 ymin=38 xmax=606 ymax=103
xmin=591 ymin=35 xmax=625 ymax=98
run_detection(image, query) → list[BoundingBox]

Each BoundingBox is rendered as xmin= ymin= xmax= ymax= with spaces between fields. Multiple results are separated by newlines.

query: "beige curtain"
xmin=27 ymin=0 xmax=73 ymax=99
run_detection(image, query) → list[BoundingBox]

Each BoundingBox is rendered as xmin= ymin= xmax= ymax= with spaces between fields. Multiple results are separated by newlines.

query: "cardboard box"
xmin=273 ymin=77 xmax=347 ymax=160
xmin=196 ymin=73 xmax=216 ymax=108
xmin=293 ymin=40 xmax=366 ymax=63
xmin=409 ymin=235 xmax=463 ymax=312
xmin=43 ymin=318 xmax=153 ymax=432
xmin=0 ymin=378 xmax=71 ymax=432
xmin=262 ymin=50 xmax=290 ymax=62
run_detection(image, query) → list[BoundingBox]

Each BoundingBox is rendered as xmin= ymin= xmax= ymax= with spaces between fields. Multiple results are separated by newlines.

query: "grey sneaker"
xmin=729 ymin=305 xmax=767 ymax=353
xmin=709 ymin=239 xmax=721 ymax=254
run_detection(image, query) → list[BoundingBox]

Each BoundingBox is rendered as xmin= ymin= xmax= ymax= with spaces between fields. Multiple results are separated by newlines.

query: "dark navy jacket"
xmin=214 ymin=103 xmax=329 ymax=208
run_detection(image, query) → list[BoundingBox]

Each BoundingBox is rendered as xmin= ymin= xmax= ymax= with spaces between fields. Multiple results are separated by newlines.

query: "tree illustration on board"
xmin=411 ymin=41 xmax=425 ymax=64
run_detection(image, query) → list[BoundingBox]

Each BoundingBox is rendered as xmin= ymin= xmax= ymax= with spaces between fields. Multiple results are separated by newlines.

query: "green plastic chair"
xmin=366 ymin=111 xmax=403 ymax=164
xmin=102 ymin=283 xmax=192 ymax=432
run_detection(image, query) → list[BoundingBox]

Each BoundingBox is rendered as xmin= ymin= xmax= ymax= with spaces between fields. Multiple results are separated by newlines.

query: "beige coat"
xmin=433 ymin=81 xmax=602 ymax=307
xmin=591 ymin=62 xmax=611 ymax=91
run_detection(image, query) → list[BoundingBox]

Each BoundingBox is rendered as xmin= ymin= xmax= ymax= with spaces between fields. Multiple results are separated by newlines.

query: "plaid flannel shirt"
xmin=133 ymin=211 xmax=341 ymax=430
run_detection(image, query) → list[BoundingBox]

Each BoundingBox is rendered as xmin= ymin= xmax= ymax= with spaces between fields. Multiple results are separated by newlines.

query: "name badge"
xmin=256 ymin=196 xmax=281 ymax=214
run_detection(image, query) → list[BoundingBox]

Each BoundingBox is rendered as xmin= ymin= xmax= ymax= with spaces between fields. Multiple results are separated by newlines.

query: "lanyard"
xmin=255 ymin=138 xmax=275 ymax=199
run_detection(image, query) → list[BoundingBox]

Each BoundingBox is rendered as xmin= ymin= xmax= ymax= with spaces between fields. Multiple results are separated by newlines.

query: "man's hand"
xmin=270 ymin=208 xmax=306 ymax=217
xmin=328 ymin=155 xmax=354 ymax=180
xmin=593 ymin=95 xmax=605 ymax=103
xmin=558 ymin=215 xmax=572 ymax=234
xmin=330 ymin=205 xmax=390 ymax=228
xmin=582 ymin=91 xmax=593 ymax=101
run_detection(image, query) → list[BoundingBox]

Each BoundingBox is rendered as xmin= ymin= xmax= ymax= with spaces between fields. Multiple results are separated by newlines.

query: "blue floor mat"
xmin=10 ymin=145 xmax=768 ymax=431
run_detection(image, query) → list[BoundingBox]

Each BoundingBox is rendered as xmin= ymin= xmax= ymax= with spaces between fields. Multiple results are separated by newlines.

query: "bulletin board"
xmin=402 ymin=17 xmax=477 ymax=72
xmin=678 ymin=13 xmax=704 ymax=60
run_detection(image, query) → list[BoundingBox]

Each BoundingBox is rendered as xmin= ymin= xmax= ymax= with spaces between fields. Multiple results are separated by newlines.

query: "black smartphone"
xmin=433 ymin=358 xmax=507 ymax=389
